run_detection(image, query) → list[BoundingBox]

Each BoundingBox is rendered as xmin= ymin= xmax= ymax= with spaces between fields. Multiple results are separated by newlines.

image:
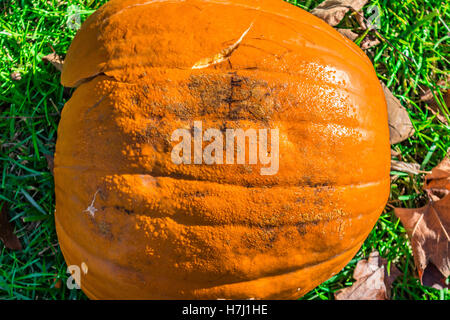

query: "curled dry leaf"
xmin=391 ymin=160 xmax=422 ymax=175
xmin=420 ymin=82 xmax=449 ymax=125
xmin=311 ymin=0 xmax=368 ymax=26
xmin=0 ymin=201 xmax=22 ymax=251
xmin=394 ymin=199 xmax=450 ymax=289
xmin=381 ymin=82 xmax=415 ymax=144
xmin=42 ymin=52 xmax=64 ymax=72
xmin=424 ymin=154 xmax=450 ymax=201
xmin=337 ymin=28 xmax=359 ymax=41
xmin=360 ymin=36 xmax=380 ymax=50
xmin=391 ymin=148 xmax=402 ymax=160
xmin=335 ymin=251 xmax=401 ymax=300
xmin=394 ymin=155 xmax=450 ymax=289
xmin=10 ymin=71 xmax=22 ymax=81
xmin=44 ymin=154 xmax=55 ymax=175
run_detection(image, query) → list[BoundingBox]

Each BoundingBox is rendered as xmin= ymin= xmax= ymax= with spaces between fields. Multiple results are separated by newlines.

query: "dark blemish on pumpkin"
xmin=113 ymin=205 xmax=134 ymax=215
xmin=296 ymin=222 xmax=307 ymax=236
xmin=85 ymin=94 xmax=108 ymax=115
xmin=295 ymin=197 xmax=306 ymax=204
xmin=138 ymin=124 xmax=171 ymax=152
xmin=261 ymin=227 xmax=277 ymax=248
xmin=194 ymin=191 xmax=206 ymax=198
xmin=313 ymin=198 xmax=324 ymax=206
xmin=242 ymin=165 xmax=253 ymax=174
xmin=97 ymin=220 xmax=114 ymax=239
xmin=187 ymin=74 xmax=279 ymax=122
xmin=302 ymin=176 xmax=333 ymax=188
xmin=131 ymin=94 xmax=140 ymax=105
xmin=241 ymin=226 xmax=278 ymax=251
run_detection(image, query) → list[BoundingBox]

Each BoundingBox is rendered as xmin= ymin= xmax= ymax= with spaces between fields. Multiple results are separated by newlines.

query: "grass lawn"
xmin=0 ymin=0 xmax=449 ymax=300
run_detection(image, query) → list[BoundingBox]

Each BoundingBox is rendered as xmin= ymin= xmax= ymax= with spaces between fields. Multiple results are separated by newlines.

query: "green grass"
xmin=0 ymin=0 xmax=449 ymax=300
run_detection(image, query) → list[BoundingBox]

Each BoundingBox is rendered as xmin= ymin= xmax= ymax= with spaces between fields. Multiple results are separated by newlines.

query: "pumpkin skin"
xmin=55 ymin=0 xmax=390 ymax=299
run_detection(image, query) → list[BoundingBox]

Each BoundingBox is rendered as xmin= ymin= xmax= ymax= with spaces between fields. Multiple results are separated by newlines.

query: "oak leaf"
xmin=420 ymin=80 xmax=449 ymax=125
xmin=10 ymin=71 xmax=22 ymax=81
xmin=391 ymin=160 xmax=421 ymax=175
xmin=337 ymin=29 xmax=359 ymax=41
xmin=311 ymin=0 xmax=368 ymax=27
xmin=394 ymin=155 xmax=450 ymax=289
xmin=335 ymin=251 xmax=401 ymax=300
xmin=382 ymin=82 xmax=415 ymax=144
xmin=42 ymin=52 xmax=64 ymax=72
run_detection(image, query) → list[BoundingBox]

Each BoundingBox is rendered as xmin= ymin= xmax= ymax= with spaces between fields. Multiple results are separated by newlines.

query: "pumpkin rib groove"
xmin=55 ymin=167 xmax=390 ymax=189
xmin=56 ymin=178 xmax=387 ymax=228
xmin=98 ymin=45 xmax=369 ymax=78
xmin=121 ymin=201 xmax=385 ymax=230
xmin=99 ymin=58 xmax=372 ymax=87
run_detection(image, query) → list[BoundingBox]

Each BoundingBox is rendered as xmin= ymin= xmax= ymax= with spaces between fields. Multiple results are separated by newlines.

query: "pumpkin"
xmin=55 ymin=0 xmax=390 ymax=299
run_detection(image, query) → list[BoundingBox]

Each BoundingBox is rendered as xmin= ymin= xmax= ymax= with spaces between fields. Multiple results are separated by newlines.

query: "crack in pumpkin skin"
xmin=55 ymin=0 xmax=390 ymax=299
xmin=191 ymin=22 xmax=253 ymax=70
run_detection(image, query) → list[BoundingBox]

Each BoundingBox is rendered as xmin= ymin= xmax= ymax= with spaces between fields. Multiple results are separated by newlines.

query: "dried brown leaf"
xmin=10 ymin=71 xmax=22 ymax=81
xmin=337 ymin=28 xmax=359 ymax=41
xmin=391 ymin=160 xmax=422 ymax=175
xmin=424 ymin=154 xmax=450 ymax=201
xmin=382 ymin=82 xmax=415 ymax=144
xmin=42 ymin=52 xmax=64 ymax=72
xmin=311 ymin=0 xmax=368 ymax=26
xmin=0 ymin=202 xmax=22 ymax=251
xmin=361 ymin=36 xmax=380 ymax=50
xmin=420 ymin=79 xmax=448 ymax=104
xmin=395 ymin=198 xmax=450 ymax=289
xmin=394 ymin=156 xmax=450 ymax=289
xmin=421 ymin=85 xmax=449 ymax=125
xmin=335 ymin=251 xmax=401 ymax=300
xmin=44 ymin=154 xmax=54 ymax=175
xmin=391 ymin=148 xmax=402 ymax=160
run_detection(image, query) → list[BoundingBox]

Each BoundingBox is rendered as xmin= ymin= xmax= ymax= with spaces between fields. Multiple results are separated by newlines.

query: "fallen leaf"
xmin=420 ymin=79 xmax=448 ymax=104
xmin=420 ymin=83 xmax=449 ymax=125
xmin=0 ymin=202 xmax=22 ymax=250
xmin=42 ymin=52 xmax=64 ymax=72
xmin=391 ymin=148 xmax=402 ymax=160
xmin=354 ymin=9 xmax=367 ymax=29
xmin=382 ymin=82 xmax=415 ymax=144
xmin=360 ymin=36 xmax=380 ymax=50
xmin=394 ymin=155 xmax=450 ymax=289
xmin=337 ymin=28 xmax=359 ymax=41
xmin=335 ymin=251 xmax=401 ymax=300
xmin=311 ymin=0 xmax=368 ymax=26
xmin=44 ymin=154 xmax=54 ymax=175
xmin=395 ymin=197 xmax=450 ymax=289
xmin=424 ymin=154 xmax=450 ymax=201
xmin=10 ymin=71 xmax=21 ymax=81
xmin=391 ymin=160 xmax=422 ymax=175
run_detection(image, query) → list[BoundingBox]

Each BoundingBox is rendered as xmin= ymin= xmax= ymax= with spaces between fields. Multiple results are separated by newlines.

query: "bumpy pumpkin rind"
xmin=55 ymin=0 xmax=390 ymax=299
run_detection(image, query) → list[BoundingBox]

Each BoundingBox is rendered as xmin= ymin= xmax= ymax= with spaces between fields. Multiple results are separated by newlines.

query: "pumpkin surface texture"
xmin=55 ymin=0 xmax=391 ymax=299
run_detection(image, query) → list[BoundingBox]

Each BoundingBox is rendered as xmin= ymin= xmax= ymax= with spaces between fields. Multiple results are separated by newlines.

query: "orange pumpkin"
xmin=55 ymin=0 xmax=390 ymax=299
